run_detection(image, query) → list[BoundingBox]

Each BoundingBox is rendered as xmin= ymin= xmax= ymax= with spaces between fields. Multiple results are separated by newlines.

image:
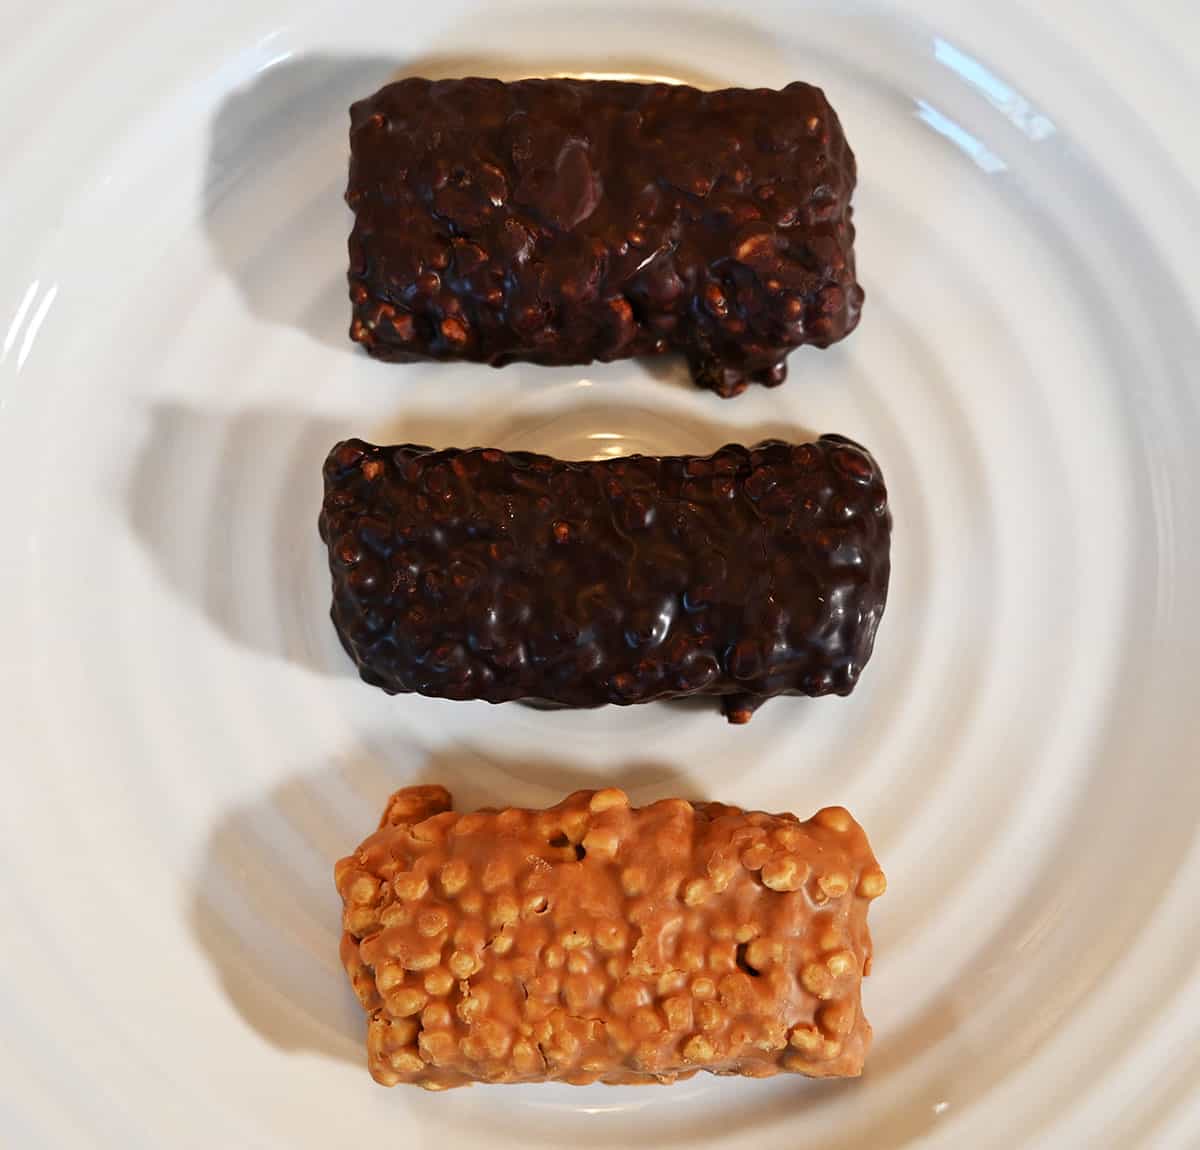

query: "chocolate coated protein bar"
xmin=336 ymin=786 xmax=885 ymax=1087
xmin=318 ymin=437 xmax=891 ymax=722
xmin=347 ymin=78 xmax=863 ymax=397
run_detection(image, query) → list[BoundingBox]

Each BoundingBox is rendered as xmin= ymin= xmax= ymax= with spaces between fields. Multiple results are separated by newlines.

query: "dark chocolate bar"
xmin=318 ymin=437 xmax=890 ymax=722
xmin=347 ymin=78 xmax=863 ymax=397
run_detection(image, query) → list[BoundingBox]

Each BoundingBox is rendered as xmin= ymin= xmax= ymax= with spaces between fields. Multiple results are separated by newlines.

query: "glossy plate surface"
xmin=1 ymin=2 xmax=1198 ymax=1147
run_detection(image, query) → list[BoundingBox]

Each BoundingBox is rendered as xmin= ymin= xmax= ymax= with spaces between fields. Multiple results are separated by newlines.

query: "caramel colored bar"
xmin=335 ymin=786 xmax=885 ymax=1088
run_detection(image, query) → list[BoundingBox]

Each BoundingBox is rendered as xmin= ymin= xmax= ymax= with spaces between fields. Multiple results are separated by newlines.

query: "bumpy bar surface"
xmin=318 ymin=437 xmax=891 ymax=722
xmin=336 ymin=786 xmax=885 ymax=1088
xmin=347 ymin=77 xmax=863 ymax=397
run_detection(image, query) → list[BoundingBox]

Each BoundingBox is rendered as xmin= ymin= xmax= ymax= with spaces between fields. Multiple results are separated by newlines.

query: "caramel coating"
xmin=336 ymin=787 xmax=884 ymax=1089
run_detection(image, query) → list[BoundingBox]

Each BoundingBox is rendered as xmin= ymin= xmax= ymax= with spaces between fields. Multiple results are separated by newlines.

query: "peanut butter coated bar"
xmin=335 ymin=786 xmax=885 ymax=1088
xmin=319 ymin=437 xmax=891 ymax=723
xmin=347 ymin=78 xmax=863 ymax=397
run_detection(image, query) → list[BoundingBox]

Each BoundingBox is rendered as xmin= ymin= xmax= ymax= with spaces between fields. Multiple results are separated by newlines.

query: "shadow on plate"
xmin=202 ymin=45 xmax=726 ymax=385
xmin=190 ymin=736 xmax=959 ymax=1148
xmin=189 ymin=742 xmax=701 ymax=1066
xmin=125 ymin=399 xmax=815 ymax=678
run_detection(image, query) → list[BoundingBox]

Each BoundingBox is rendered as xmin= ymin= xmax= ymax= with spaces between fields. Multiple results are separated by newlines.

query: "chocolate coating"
xmin=319 ymin=437 xmax=891 ymax=721
xmin=347 ymin=78 xmax=863 ymax=397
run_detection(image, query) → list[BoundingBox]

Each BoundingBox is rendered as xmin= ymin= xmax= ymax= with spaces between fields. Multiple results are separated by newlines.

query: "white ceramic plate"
xmin=2 ymin=1 xmax=1198 ymax=1146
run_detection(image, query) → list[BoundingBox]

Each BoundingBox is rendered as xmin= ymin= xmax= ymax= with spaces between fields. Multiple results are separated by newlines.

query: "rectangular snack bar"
xmin=336 ymin=786 xmax=886 ymax=1088
xmin=347 ymin=77 xmax=863 ymax=397
xmin=318 ymin=436 xmax=891 ymax=723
